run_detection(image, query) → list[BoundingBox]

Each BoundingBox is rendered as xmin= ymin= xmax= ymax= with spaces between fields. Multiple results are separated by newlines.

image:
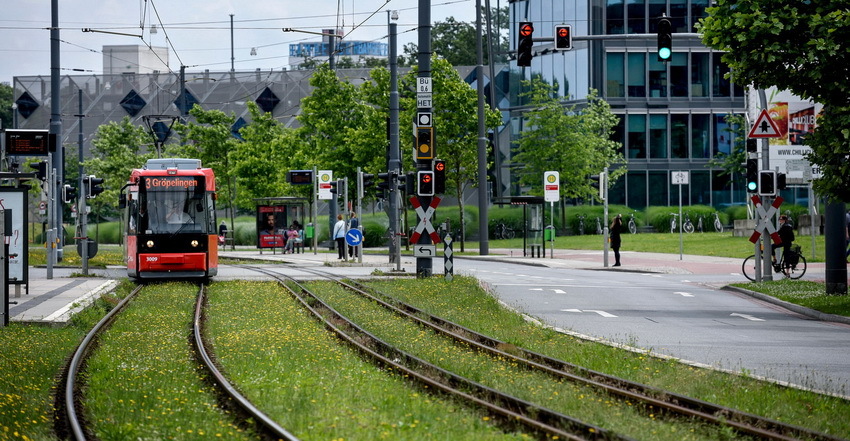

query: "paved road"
xmin=455 ymin=258 xmax=850 ymax=397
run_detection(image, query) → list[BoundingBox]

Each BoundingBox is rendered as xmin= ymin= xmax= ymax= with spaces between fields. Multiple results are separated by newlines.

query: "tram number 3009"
xmin=146 ymin=257 xmax=159 ymax=262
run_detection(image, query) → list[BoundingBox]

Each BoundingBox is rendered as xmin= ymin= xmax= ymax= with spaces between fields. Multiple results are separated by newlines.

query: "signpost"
xmin=544 ymin=171 xmax=559 ymax=258
xmin=671 ymin=171 xmax=689 ymax=260
xmin=317 ymin=170 xmax=333 ymax=200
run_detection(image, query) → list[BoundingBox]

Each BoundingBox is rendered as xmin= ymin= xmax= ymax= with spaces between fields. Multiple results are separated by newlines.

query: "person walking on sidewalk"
xmin=610 ymin=214 xmax=623 ymax=267
xmin=333 ymin=214 xmax=347 ymax=260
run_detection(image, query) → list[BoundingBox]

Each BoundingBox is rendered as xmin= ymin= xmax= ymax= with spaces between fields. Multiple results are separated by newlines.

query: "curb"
xmin=723 ymin=285 xmax=850 ymax=325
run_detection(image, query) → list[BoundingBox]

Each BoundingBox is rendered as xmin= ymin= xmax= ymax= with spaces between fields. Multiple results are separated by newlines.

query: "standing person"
xmin=332 ymin=214 xmax=347 ymax=260
xmin=610 ymin=214 xmax=623 ymax=267
xmin=348 ymin=212 xmax=359 ymax=258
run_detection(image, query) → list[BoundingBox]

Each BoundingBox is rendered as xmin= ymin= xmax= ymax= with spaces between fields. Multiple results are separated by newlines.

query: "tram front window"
xmin=141 ymin=191 xmax=207 ymax=234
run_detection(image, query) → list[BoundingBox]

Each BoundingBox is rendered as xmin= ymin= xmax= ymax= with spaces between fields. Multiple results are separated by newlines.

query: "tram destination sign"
xmin=3 ymin=129 xmax=55 ymax=156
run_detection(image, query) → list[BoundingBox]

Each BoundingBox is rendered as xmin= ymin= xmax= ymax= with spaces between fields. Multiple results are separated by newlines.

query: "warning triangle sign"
xmin=748 ymin=109 xmax=782 ymax=138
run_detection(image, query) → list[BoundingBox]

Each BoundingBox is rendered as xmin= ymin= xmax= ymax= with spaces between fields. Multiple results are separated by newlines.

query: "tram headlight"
xmin=190 ymin=240 xmax=199 ymax=248
xmin=146 ymin=240 xmax=155 ymax=248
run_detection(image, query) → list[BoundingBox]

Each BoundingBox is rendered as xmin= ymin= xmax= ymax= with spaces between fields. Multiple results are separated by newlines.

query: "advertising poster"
xmin=256 ymin=205 xmax=286 ymax=248
xmin=0 ymin=188 xmax=29 ymax=284
xmin=767 ymin=102 xmax=789 ymax=145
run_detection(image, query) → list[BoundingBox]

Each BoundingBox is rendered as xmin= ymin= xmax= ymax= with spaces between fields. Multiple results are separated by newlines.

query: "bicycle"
xmin=493 ymin=222 xmax=515 ymax=240
xmin=712 ymin=212 xmax=724 ymax=233
xmin=742 ymin=245 xmax=807 ymax=281
xmin=682 ymin=213 xmax=695 ymax=234
xmin=627 ymin=212 xmax=637 ymax=234
xmin=669 ymin=213 xmax=679 ymax=233
xmin=595 ymin=216 xmax=603 ymax=235
xmin=696 ymin=214 xmax=705 ymax=233
xmin=576 ymin=214 xmax=586 ymax=235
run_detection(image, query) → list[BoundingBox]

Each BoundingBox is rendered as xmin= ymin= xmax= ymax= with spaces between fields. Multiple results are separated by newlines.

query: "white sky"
xmin=0 ymin=0 xmax=477 ymax=84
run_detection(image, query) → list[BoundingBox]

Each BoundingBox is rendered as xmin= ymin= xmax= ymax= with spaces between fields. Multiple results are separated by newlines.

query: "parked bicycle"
xmin=669 ymin=213 xmax=679 ymax=233
xmin=682 ymin=213 xmax=695 ymax=234
xmin=627 ymin=212 xmax=637 ymax=234
xmin=712 ymin=212 xmax=724 ymax=233
xmin=493 ymin=222 xmax=515 ymax=240
xmin=576 ymin=214 xmax=586 ymax=235
xmin=696 ymin=214 xmax=705 ymax=233
xmin=595 ymin=216 xmax=603 ymax=235
xmin=742 ymin=244 xmax=807 ymax=281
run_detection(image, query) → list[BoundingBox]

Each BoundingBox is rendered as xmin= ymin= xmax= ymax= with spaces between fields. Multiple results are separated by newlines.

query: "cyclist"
xmin=773 ymin=214 xmax=795 ymax=267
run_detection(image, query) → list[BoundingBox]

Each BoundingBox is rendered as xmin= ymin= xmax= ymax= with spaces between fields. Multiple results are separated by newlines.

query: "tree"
xmin=399 ymin=56 xmax=502 ymax=250
xmin=85 ymin=117 xmax=158 ymax=218
xmin=296 ymin=64 xmax=383 ymax=198
xmin=402 ymin=7 xmax=509 ymax=66
xmin=513 ymin=79 xmax=624 ymax=201
xmin=0 ymin=83 xmax=12 ymax=130
xmin=698 ymin=1 xmax=850 ymax=202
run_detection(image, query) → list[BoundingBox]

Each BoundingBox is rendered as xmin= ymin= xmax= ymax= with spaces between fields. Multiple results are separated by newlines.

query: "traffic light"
xmin=416 ymin=127 xmax=434 ymax=160
xmin=328 ymin=180 xmax=339 ymax=195
xmin=399 ymin=172 xmax=415 ymax=194
xmin=62 ymin=184 xmax=77 ymax=203
xmin=746 ymin=138 xmax=758 ymax=154
xmin=30 ymin=160 xmax=48 ymax=181
xmin=85 ymin=175 xmax=105 ymax=199
xmin=657 ymin=15 xmax=672 ymax=62
xmin=554 ymin=24 xmax=572 ymax=51
xmin=517 ymin=22 xmax=534 ymax=67
xmin=590 ymin=172 xmax=607 ymax=200
xmin=759 ymin=170 xmax=776 ymax=196
xmin=434 ymin=159 xmax=446 ymax=194
xmin=417 ymin=171 xmax=434 ymax=196
xmin=358 ymin=172 xmax=374 ymax=199
xmin=746 ymin=159 xmax=759 ymax=193
xmin=777 ymin=172 xmax=787 ymax=191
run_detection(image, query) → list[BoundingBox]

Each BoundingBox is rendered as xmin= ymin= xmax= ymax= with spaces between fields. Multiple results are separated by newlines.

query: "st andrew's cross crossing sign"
xmin=749 ymin=194 xmax=784 ymax=245
xmin=409 ymin=196 xmax=441 ymax=245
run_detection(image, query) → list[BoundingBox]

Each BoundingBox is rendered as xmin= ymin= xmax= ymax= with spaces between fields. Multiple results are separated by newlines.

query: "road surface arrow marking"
xmin=674 ymin=292 xmax=694 ymax=297
xmin=561 ymin=309 xmax=617 ymax=318
xmin=730 ymin=313 xmax=764 ymax=321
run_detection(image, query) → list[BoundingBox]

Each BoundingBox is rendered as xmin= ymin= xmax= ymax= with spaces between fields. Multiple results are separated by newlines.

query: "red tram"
xmin=120 ymin=158 xmax=218 ymax=280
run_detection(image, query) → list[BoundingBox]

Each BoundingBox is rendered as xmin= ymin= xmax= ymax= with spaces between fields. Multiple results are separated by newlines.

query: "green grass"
xmin=303 ymin=280 xmax=733 ymax=441
xmin=205 ymin=280 xmax=526 ymax=440
xmin=0 ymin=281 xmax=136 ymax=440
xmin=363 ymin=276 xmax=850 ymax=438
xmin=83 ymin=282 xmax=255 ymax=440
xmin=733 ymin=279 xmax=850 ymax=316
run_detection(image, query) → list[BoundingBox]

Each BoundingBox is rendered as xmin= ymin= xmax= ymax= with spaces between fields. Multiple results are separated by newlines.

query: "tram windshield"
xmin=134 ymin=176 xmax=212 ymax=234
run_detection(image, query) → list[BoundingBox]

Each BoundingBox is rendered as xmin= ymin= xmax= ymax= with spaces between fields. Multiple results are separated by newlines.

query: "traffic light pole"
xmin=388 ymin=10 xmax=402 ymax=267
xmin=416 ymin=0 xmax=433 ymax=278
xmin=758 ymin=89 xmax=773 ymax=282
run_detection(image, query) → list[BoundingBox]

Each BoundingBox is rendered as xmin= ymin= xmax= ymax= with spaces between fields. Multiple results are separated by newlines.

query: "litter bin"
xmin=76 ymin=239 xmax=98 ymax=259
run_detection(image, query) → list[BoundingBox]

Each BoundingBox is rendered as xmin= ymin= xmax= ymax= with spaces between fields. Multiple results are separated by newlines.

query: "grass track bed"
xmin=205 ymin=280 xmax=524 ymax=440
xmin=304 ymin=280 xmax=756 ymax=440
xmin=83 ymin=282 xmax=254 ymax=440
xmin=364 ymin=276 xmax=850 ymax=438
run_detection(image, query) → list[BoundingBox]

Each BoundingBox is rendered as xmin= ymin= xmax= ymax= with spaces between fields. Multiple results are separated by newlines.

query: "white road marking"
xmin=674 ymin=291 xmax=694 ymax=297
xmin=730 ymin=313 xmax=765 ymax=321
xmin=561 ymin=309 xmax=618 ymax=318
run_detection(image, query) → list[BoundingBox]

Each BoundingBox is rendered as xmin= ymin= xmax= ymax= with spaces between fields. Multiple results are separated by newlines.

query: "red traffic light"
xmin=435 ymin=161 xmax=445 ymax=172
xmin=520 ymin=23 xmax=533 ymax=37
xmin=554 ymin=24 xmax=572 ymax=50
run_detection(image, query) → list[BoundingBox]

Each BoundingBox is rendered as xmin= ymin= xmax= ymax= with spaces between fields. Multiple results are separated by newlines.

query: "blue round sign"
xmin=345 ymin=228 xmax=363 ymax=247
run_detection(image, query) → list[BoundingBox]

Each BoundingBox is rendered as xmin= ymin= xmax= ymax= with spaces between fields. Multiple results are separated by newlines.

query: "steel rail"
xmin=246 ymin=265 xmax=628 ymax=441
xmin=342 ymin=278 xmax=846 ymax=441
xmin=63 ymin=285 xmax=144 ymax=441
xmin=192 ymin=285 xmax=301 ymax=441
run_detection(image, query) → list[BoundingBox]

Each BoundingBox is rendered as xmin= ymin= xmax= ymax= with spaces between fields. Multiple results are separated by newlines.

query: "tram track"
xmin=57 ymin=283 xmax=300 ymax=441
xmin=250 ymin=265 xmax=846 ymax=441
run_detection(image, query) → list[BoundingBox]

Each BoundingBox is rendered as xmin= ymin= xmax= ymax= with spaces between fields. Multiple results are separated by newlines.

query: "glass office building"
xmin=507 ymin=0 xmax=749 ymax=208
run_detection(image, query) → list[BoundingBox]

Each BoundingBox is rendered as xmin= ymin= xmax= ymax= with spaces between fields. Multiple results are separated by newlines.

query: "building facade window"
xmin=691 ymin=113 xmax=710 ymax=158
xmin=627 ymin=53 xmax=646 ymax=97
xmin=649 ymin=114 xmax=668 ymax=159
xmin=628 ymin=114 xmax=647 ymax=158
xmin=607 ymin=53 xmax=625 ymax=97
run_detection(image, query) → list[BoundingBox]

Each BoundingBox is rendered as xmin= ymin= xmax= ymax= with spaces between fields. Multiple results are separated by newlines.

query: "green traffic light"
xmin=658 ymin=47 xmax=672 ymax=60
xmin=747 ymin=181 xmax=758 ymax=191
